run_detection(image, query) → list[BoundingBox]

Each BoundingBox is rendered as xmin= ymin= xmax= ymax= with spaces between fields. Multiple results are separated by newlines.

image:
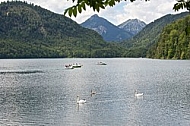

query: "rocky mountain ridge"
xmin=80 ymin=14 xmax=146 ymax=42
xmin=118 ymin=19 xmax=146 ymax=36
xmin=81 ymin=14 xmax=133 ymax=42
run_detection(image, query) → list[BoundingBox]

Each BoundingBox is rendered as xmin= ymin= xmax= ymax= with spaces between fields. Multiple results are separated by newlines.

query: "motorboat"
xmin=72 ymin=63 xmax=82 ymax=68
xmin=97 ymin=62 xmax=107 ymax=65
xmin=65 ymin=64 xmax=74 ymax=69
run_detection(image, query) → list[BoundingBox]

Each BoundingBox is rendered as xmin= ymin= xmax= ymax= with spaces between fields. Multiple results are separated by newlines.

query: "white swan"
xmin=77 ymin=96 xmax=86 ymax=104
xmin=134 ymin=90 xmax=143 ymax=97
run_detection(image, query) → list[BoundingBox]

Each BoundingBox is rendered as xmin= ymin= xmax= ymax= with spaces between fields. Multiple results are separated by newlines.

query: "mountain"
xmin=147 ymin=15 xmax=190 ymax=59
xmin=118 ymin=19 xmax=146 ymax=36
xmin=0 ymin=1 xmax=127 ymax=58
xmin=121 ymin=12 xmax=189 ymax=58
xmin=80 ymin=14 xmax=132 ymax=42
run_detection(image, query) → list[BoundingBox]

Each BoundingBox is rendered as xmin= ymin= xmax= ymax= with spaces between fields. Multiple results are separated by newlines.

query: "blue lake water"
xmin=0 ymin=58 xmax=190 ymax=126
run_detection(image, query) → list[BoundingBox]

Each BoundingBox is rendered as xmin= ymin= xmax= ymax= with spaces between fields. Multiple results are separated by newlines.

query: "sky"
xmin=0 ymin=0 xmax=187 ymax=25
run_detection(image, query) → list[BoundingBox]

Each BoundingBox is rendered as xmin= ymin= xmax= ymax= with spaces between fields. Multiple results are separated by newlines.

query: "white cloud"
xmin=99 ymin=0 xmax=186 ymax=25
xmin=0 ymin=0 xmax=187 ymax=25
xmin=26 ymin=0 xmax=73 ymax=13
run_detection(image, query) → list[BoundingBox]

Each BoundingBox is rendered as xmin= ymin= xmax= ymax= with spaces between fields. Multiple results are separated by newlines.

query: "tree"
xmin=64 ymin=0 xmax=148 ymax=17
xmin=174 ymin=0 xmax=190 ymax=12
xmin=65 ymin=0 xmax=190 ymax=17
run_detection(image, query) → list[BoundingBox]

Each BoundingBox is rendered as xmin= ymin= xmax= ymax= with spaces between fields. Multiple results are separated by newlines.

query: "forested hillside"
xmin=122 ymin=12 xmax=189 ymax=58
xmin=147 ymin=15 xmax=190 ymax=59
xmin=0 ymin=1 xmax=126 ymax=58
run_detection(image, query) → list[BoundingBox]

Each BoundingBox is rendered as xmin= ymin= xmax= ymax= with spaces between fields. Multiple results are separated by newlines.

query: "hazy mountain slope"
xmin=118 ymin=19 xmax=146 ymax=36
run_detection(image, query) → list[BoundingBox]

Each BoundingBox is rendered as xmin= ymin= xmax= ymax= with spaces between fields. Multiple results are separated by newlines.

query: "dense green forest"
xmin=1 ymin=1 xmax=190 ymax=59
xmin=122 ymin=12 xmax=189 ymax=58
xmin=0 ymin=1 xmax=126 ymax=58
xmin=147 ymin=15 xmax=190 ymax=59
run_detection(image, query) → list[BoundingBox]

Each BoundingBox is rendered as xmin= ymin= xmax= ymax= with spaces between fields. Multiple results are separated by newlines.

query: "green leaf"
xmin=96 ymin=6 xmax=100 ymax=12
xmin=99 ymin=3 xmax=105 ymax=9
xmin=81 ymin=2 xmax=86 ymax=10
xmin=109 ymin=0 xmax=116 ymax=6
xmin=78 ymin=4 xmax=82 ymax=13
xmin=64 ymin=8 xmax=68 ymax=15
xmin=68 ymin=8 xmax=73 ymax=17
xmin=83 ymin=5 xmax=86 ymax=11
xmin=73 ymin=7 xmax=77 ymax=17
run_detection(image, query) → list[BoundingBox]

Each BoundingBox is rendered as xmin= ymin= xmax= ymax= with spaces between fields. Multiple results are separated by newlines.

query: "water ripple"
xmin=0 ymin=70 xmax=43 ymax=75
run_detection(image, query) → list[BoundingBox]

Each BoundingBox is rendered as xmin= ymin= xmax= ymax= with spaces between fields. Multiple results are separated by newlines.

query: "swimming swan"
xmin=134 ymin=90 xmax=143 ymax=97
xmin=77 ymin=96 xmax=86 ymax=104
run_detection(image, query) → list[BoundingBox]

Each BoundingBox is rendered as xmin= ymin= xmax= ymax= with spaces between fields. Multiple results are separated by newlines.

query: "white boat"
xmin=65 ymin=64 xmax=74 ymax=69
xmin=97 ymin=62 xmax=107 ymax=65
xmin=72 ymin=63 xmax=82 ymax=68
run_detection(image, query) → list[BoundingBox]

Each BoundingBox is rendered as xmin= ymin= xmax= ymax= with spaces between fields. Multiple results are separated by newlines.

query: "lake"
xmin=0 ymin=58 xmax=190 ymax=126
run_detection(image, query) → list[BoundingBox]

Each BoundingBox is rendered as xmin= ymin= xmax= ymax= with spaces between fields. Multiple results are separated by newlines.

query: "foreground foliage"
xmin=65 ymin=0 xmax=190 ymax=17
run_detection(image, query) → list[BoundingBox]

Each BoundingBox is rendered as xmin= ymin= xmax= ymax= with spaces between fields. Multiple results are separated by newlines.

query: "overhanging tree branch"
xmin=173 ymin=0 xmax=190 ymax=12
xmin=65 ymin=0 xmax=190 ymax=17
